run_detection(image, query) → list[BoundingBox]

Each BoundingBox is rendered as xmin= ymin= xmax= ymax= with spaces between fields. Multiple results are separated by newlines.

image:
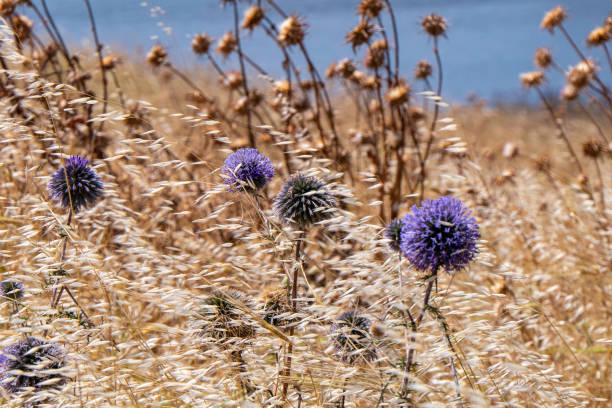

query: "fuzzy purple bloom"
xmin=0 ymin=280 xmax=24 ymax=302
xmin=400 ymin=196 xmax=480 ymax=273
xmin=48 ymin=156 xmax=104 ymax=213
xmin=274 ymin=174 xmax=337 ymax=228
xmin=221 ymin=148 xmax=274 ymax=193
xmin=0 ymin=337 xmax=67 ymax=394
xmin=384 ymin=219 xmax=403 ymax=252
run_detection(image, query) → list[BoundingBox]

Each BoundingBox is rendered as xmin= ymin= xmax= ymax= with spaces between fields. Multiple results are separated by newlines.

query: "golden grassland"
xmin=0 ymin=1 xmax=611 ymax=407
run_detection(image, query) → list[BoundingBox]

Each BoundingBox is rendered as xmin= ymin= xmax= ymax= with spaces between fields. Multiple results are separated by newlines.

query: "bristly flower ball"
xmin=0 ymin=337 xmax=67 ymax=394
xmin=274 ymin=174 xmax=337 ymax=228
xmin=48 ymin=156 xmax=104 ymax=213
xmin=400 ymin=196 xmax=480 ymax=273
xmin=195 ymin=290 xmax=255 ymax=344
xmin=0 ymin=280 xmax=23 ymax=302
xmin=330 ymin=311 xmax=377 ymax=364
xmin=384 ymin=219 xmax=403 ymax=252
xmin=222 ymin=148 xmax=274 ymax=193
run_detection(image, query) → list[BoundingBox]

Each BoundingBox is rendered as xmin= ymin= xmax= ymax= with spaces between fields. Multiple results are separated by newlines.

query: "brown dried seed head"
xmin=520 ymin=71 xmax=544 ymax=88
xmin=541 ymin=6 xmax=567 ymax=32
xmin=567 ymin=59 xmax=596 ymax=88
xmin=409 ymin=106 xmax=426 ymax=121
xmin=561 ymin=84 xmax=579 ymax=100
xmin=241 ymin=5 xmax=264 ymax=30
xmin=273 ymin=79 xmax=291 ymax=96
xmin=325 ymin=61 xmax=338 ymax=78
xmin=11 ymin=14 xmax=33 ymax=41
xmin=386 ymin=85 xmax=409 ymax=106
xmin=0 ymin=0 xmax=15 ymax=17
xmin=364 ymin=39 xmax=387 ymax=69
xmin=586 ymin=26 xmax=610 ymax=46
xmin=248 ymin=89 xmax=263 ymax=107
xmin=336 ymin=58 xmax=356 ymax=79
xmin=582 ymin=139 xmax=605 ymax=158
xmin=234 ymin=96 xmax=249 ymax=115
xmin=577 ymin=173 xmax=588 ymax=186
xmin=146 ymin=44 xmax=167 ymax=67
xmin=222 ymin=71 xmax=243 ymax=90
xmin=414 ymin=60 xmax=433 ymax=79
xmin=350 ymin=70 xmax=366 ymax=85
xmin=362 ymin=76 xmax=379 ymax=90
xmin=534 ymin=48 xmax=552 ymax=68
xmin=533 ymin=156 xmax=551 ymax=173
xmin=216 ymin=31 xmax=237 ymax=57
xmin=101 ymin=55 xmax=119 ymax=70
xmin=421 ymin=13 xmax=447 ymax=37
xmin=278 ymin=15 xmax=306 ymax=46
xmin=192 ymin=33 xmax=213 ymax=55
xmin=346 ymin=20 xmax=375 ymax=51
xmin=357 ymin=0 xmax=384 ymax=18
xmin=605 ymin=13 xmax=612 ymax=32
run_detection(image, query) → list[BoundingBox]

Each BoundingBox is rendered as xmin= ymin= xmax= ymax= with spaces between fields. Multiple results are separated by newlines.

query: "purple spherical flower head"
xmin=400 ymin=196 xmax=480 ymax=273
xmin=222 ymin=148 xmax=274 ymax=193
xmin=0 ymin=337 xmax=67 ymax=394
xmin=48 ymin=156 xmax=104 ymax=213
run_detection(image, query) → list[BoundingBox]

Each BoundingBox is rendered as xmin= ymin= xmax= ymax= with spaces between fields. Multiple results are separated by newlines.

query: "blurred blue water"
xmin=37 ymin=0 xmax=611 ymax=102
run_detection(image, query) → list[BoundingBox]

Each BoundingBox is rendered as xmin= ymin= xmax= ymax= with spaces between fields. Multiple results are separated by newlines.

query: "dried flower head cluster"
xmin=357 ymin=0 xmax=383 ymax=18
xmin=534 ymin=48 xmax=552 ymax=68
xmin=520 ymin=71 xmax=544 ymax=88
xmin=541 ymin=6 xmax=567 ymax=32
xmin=421 ymin=13 xmax=447 ymax=37
xmin=414 ymin=60 xmax=433 ymax=79
xmin=277 ymin=15 xmax=306 ymax=46
xmin=48 ymin=156 xmax=104 ymax=213
xmin=330 ymin=311 xmax=377 ymax=364
xmin=346 ymin=20 xmax=375 ymax=51
xmin=221 ymin=148 xmax=274 ymax=193
xmin=216 ymin=31 xmax=237 ymax=56
xmin=146 ymin=44 xmax=167 ymax=67
xmin=364 ymin=39 xmax=387 ymax=69
xmin=191 ymin=33 xmax=213 ymax=55
xmin=567 ymin=59 xmax=597 ymax=88
xmin=274 ymin=174 xmax=337 ymax=228
xmin=586 ymin=26 xmax=610 ymax=46
xmin=386 ymin=84 xmax=409 ymax=106
xmin=582 ymin=139 xmax=606 ymax=158
xmin=241 ymin=5 xmax=264 ymax=30
xmin=0 ymin=337 xmax=66 ymax=394
xmin=400 ymin=196 xmax=480 ymax=273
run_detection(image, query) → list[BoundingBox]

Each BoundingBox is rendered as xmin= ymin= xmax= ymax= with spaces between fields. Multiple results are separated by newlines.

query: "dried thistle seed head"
xmin=191 ymin=33 xmax=213 ymax=55
xmin=567 ymin=59 xmax=596 ymax=88
xmin=582 ymin=139 xmax=605 ymax=158
xmin=335 ymin=58 xmax=357 ymax=79
xmin=386 ymin=84 xmax=409 ymax=106
xmin=414 ymin=60 xmax=433 ymax=79
xmin=146 ymin=44 xmax=167 ymax=67
xmin=273 ymin=173 xmax=337 ymax=228
xmin=357 ymin=0 xmax=383 ymax=18
xmin=0 ymin=337 xmax=67 ymax=394
xmin=277 ymin=15 xmax=306 ymax=46
xmin=0 ymin=280 xmax=23 ymax=302
xmin=248 ymin=88 xmax=263 ymax=107
xmin=101 ymin=55 xmax=119 ymax=70
xmin=362 ymin=75 xmax=379 ymax=90
xmin=605 ymin=13 xmax=612 ymax=32
xmin=260 ymin=285 xmax=291 ymax=327
xmin=0 ymin=0 xmax=15 ymax=17
xmin=384 ymin=219 xmax=403 ymax=252
xmin=409 ymin=106 xmax=426 ymax=122
xmin=233 ymin=97 xmax=249 ymax=115
xmin=330 ymin=311 xmax=377 ymax=364
xmin=346 ymin=20 xmax=375 ymax=51
xmin=325 ymin=61 xmax=338 ymax=78
xmin=221 ymin=148 xmax=274 ymax=192
xmin=541 ymin=6 xmax=567 ymax=33
xmin=421 ymin=13 xmax=447 ymax=37
xmin=401 ymin=196 xmax=480 ymax=273
xmin=241 ymin=5 xmax=264 ymax=30
xmin=273 ymin=79 xmax=291 ymax=96
xmin=534 ymin=48 xmax=552 ymax=68
xmin=48 ymin=156 xmax=104 ymax=213
xmin=350 ymin=70 xmax=366 ymax=85
xmin=586 ymin=26 xmax=610 ymax=46
xmin=196 ymin=290 xmax=255 ymax=342
xmin=561 ymin=83 xmax=579 ymax=100
xmin=222 ymin=70 xmax=243 ymax=90
xmin=11 ymin=14 xmax=32 ymax=41
xmin=364 ymin=40 xmax=387 ymax=69
xmin=293 ymin=96 xmax=310 ymax=112
xmin=520 ymin=71 xmax=544 ymax=88
xmin=216 ymin=31 xmax=237 ymax=57
xmin=533 ymin=155 xmax=551 ymax=173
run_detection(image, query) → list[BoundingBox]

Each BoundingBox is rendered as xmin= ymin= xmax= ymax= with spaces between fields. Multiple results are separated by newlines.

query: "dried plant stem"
xmin=398 ymin=254 xmax=416 ymax=397
xmin=382 ymin=0 xmax=400 ymax=82
xmin=83 ymin=0 xmax=108 ymax=138
xmin=604 ymin=44 xmax=612 ymax=78
xmin=592 ymin=157 xmax=606 ymax=217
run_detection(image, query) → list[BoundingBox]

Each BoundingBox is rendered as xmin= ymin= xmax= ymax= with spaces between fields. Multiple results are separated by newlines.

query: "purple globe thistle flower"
xmin=48 ymin=156 xmax=104 ymax=213
xmin=0 ymin=280 xmax=24 ymax=302
xmin=273 ymin=174 xmax=337 ymax=228
xmin=221 ymin=148 xmax=274 ymax=193
xmin=400 ymin=196 xmax=480 ymax=273
xmin=0 ymin=337 xmax=67 ymax=394
xmin=384 ymin=219 xmax=403 ymax=252
xmin=330 ymin=311 xmax=377 ymax=364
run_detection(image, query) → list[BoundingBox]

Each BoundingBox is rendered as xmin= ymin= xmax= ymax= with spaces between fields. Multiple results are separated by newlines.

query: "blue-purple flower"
xmin=273 ymin=174 xmax=337 ymax=228
xmin=0 ymin=337 xmax=67 ymax=393
xmin=400 ymin=196 xmax=480 ymax=273
xmin=222 ymin=148 xmax=274 ymax=193
xmin=384 ymin=219 xmax=403 ymax=252
xmin=48 ymin=156 xmax=104 ymax=213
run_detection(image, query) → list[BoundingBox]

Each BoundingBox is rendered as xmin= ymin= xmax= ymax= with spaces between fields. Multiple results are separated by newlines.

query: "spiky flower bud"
xmin=277 ymin=15 xmax=306 ymax=46
xmin=146 ymin=44 xmax=167 ymax=67
xmin=386 ymin=84 xmax=409 ymax=106
xmin=222 ymin=148 xmax=274 ymax=193
xmin=195 ymin=290 xmax=255 ymax=343
xmin=582 ymin=139 xmax=605 ymax=158
xmin=0 ymin=280 xmax=23 ymax=302
xmin=192 ymin=33 xmax=213 ymax=55
xmin=346 ymin=20 xmax=375 ymax=52
xmin=336 ymin=58 xmax=357 ymax=79
xmin=0 ymin=0 xmax=15 ymax=17
xmin=330 ymin=311 xmax=377 ymax=364
xmin=587 ymin=26 xmax=610 ymax=46
xmin=541 ymin=6 xmax=567 ymax=33
xmin=365 ymin=39 xmax=387 ymax=70
xmin=274 ymin=174 xmax=337 ymax=228
xmin=222 ymin=70 xmax=244 ymax=90
xmin=561 ymin=84 xmax=579 ymax=100
xmin=0 ymin=337 xmax=67 ymax=394
xmin=567 ymin=59 xmax=596 ymax=89
xmin=414 ymin=60 xmax=433 ymax=79
xmin=520 ymin=71 xmax=544 ymax=88
xmin=357 ymin=0 xmax=383 ymax=18
xmin=384 ymin=219 xmax=403 ymax=252
xmin=421 ymin=13 xmax=447 ymax=37
xmin=48 ymin=156 xmax=104 ymax=213
xmin=216 ymin=31 xmax=237 ymax=57
xmin=534 ymin=48 xmax=552 ymax=68
xmin=260 ymin=285 xmax=292 ymax=328
xmin=11 ymin=14 xmax=33 ymax=41
xmin=241 ymin=5 xmax=264 ymax=30
xmin=101 ymin=55 xmax=119 ymax=70
xmin=400 ymin=196 xmax=480 ymax=273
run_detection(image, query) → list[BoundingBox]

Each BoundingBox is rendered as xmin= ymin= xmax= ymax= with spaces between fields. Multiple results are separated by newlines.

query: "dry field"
xmin=0 ymin=1 xmax=610 ymax=407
